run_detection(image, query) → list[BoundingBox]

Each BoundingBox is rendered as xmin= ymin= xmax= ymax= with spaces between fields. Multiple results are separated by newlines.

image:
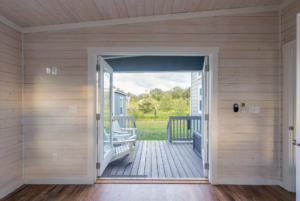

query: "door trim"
xmin=87 ymin=47 xmax=219 ymax=184
xmin=282 ymin=40 xmax=297 ymax=192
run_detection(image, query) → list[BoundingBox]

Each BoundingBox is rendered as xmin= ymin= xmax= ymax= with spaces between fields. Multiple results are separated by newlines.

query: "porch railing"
xmin=167 ymin=116 xmax=201 ymax=143
xmin=112 ymin=115 xmax=136 ymax=130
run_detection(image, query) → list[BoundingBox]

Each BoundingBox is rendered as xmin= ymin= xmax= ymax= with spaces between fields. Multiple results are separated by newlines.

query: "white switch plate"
xmin=69 ymin=105 xmax=77 ymax=113
xmin=46 ymin=67 xmax=51 ymax=74
xmin=249 ymin=106 xmax=260 ymax=113
xmin=52 ymin=66 xmax=57 ymax=74
xmin=254 ymin=154 xmax=260 ymax=162
xmin=53 ymin=154 xmax=58 ymax=162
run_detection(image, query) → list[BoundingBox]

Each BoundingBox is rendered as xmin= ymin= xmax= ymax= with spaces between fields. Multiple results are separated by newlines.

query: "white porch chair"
xmin=110 ymin=139 xmax=136 ymax=163
xmin=112 ymin=120 xmax=137 ymax=141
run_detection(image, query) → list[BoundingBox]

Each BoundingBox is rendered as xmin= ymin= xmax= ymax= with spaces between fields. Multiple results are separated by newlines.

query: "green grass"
xmin=135 ymin=120 xmax=168 ymax=140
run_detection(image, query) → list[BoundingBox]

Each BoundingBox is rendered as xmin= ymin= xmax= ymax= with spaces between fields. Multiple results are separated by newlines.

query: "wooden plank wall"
xmin=280 ymin=0 xmax=300 ymax=181
xmin=24 ymin=11 xmax=280 ymax=181
xmin=0 ymin=22 xmax=23 ymax=190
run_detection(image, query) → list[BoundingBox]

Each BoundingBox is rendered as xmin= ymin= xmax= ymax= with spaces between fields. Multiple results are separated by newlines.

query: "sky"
xmin=114 ymin=73 xmax=191 ymax=95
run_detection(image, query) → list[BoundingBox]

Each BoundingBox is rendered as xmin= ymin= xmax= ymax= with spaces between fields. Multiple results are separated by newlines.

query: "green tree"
xmin=182 ymin=87 xmax=191 ymax=99
xmin=171 ymin=86 xmax=183 ymax=99
xmin=150 ymin=88 xmax=163 ymax=101
xmin=138 ymin=98 xmax=155 ymax=120
xmin=127 ymin=102 xmax=140 ymax=120
xmin=174 ymin=98 xmax=189 ymax=116
xmin=127 ymin=92 xmax=139 ymax=102
xmin=159 ymin=93 xmax=173 ymax=115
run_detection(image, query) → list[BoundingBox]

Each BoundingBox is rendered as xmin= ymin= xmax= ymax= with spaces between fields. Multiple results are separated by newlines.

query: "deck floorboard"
xmin=101 ymin=141 xmax=204 ymax=178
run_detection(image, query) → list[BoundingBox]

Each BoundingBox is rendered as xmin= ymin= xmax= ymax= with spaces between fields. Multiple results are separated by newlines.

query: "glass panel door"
xmin=202 ymin=56 xmax=209 ymax=178
xmin=97 ymin=56 xmax=114 ymax=177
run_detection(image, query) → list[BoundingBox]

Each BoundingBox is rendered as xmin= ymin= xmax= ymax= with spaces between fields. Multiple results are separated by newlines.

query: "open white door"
xmin=97 ymin=56 xmax=114 ymax=177
xmin=202 ymin=56 xmax=209 ymax=177
xmin=296 ymin=13 xmax=300 ymax=201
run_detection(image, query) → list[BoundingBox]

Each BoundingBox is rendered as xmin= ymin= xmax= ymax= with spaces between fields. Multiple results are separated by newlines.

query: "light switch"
xmin=69 ymin=105 xmax=77 ymax=113
xmin=46 ymin=67 xmax=51 ymax=74
xmin=52 ymin=66 xmax=57 ymax=74
xmin=53 ymin=154 xmax=58 ymax=162
xmin=249 ymin=106 xmax=260 ymax=114
xmin=254 ymin=154 xmax=260 ymax=162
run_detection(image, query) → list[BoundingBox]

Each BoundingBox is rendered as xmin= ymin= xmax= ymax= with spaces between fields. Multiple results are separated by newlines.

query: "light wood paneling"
xmin=0 ymin=22 xmax=22 ymax=191
xmin=279 ymin=0 xmax=300 ymax=182
xmin=24 ymin=11 xmax=280 ymax=180
xmin=281 ymin=0 xmax=300 ymax=45
xmin=0 ymin=0 xmax=285 ymax=28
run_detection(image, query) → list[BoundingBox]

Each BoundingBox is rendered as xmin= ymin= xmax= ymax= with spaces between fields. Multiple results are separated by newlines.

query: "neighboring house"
xmin=190 ymin=71 xmax=204 ymax=157
xmin=113 ymin=90 xmax=127 ymax=116
xmin=191 ymin=71 xmax=203 ymax=118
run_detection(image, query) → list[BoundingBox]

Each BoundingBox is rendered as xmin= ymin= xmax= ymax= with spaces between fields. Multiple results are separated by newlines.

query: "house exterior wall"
xmin=191 ymin=72 xmax=202 ymax=117
xmin=280 ymin=0 xmax=300 ymax=181
xmin=114 ymin=92 xmax=127 ymax=116
xmin=24 ymin=11 xmax=279 ymax=181
xmin=0 ymin=22 xmax=23 ymax=191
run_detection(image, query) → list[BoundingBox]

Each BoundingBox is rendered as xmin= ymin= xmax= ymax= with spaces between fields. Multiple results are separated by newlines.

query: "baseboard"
xmin=217 ymin=179 xmax=281 ymax=185
xmin=0 ymin=179 xmax=24 ymax=200
xmin=24 ymin=177 xmax=91 ymax=185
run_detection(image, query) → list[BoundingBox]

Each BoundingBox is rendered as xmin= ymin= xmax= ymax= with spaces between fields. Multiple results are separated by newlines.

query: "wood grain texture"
xmin=23 ymin=11 xmax=280 ymax=180
xmin=281 ymin=0 xmax=300 ymax=45
xmin=279 ymin=0 xmax=299 ymax=181
xmin=0 ymin=0 xmax=285 ymax=27
xmin=0 ymin=22 xmax=22 ymax=192
xmin=102 ymin=141 xmax=203 ymax=178
xmin=0 ymin=184 xmax=296 ymax=201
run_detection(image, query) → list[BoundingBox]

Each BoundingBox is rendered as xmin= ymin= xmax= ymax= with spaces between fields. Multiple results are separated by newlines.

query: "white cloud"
xmin=114 ymin=73 xmax=191 ymax=95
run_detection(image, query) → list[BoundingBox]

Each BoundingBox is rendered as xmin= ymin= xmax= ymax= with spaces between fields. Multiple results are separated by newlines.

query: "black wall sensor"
xmin=234 ymin=103 xmax=239 ymax=112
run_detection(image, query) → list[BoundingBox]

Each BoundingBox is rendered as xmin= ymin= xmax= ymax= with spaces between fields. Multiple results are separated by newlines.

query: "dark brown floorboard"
xmin=1 ymin=184 xmax=295 ymax=201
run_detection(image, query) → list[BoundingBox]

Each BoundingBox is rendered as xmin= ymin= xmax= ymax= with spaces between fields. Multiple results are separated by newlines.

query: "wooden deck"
xmin=101 ymin=141 xmax=204 ymax=178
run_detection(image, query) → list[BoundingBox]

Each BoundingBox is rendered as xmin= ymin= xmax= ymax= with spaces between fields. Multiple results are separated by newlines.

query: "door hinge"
xmin=205 ymin=114 xmax=209 ymax=121
xmin=205 ymin=65 xmax=209 ymax=72
xmin=96 ymin=163 xmax=100 ymax=169
xmin=289 ymin=126 xmax=294 ymax=130
xmin=205 ymin=163 xmax=209 ymax=170
xmin=96 ymin=64 xmax=100 ymax=72
xmin=96 ymin=114 xmax=100 ymax=120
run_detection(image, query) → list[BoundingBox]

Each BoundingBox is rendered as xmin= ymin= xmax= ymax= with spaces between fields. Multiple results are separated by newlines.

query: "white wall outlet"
xmin=52 ymin=66 xmax=57 ymax=74
xmin=46 ymin=67 xmax=51 ymax=74
xmin=53 ymin=154 xmax=58 ymax=162
xmin=69 ymin=105 xmax=77 ymax=113
xmin=254 ymin=154 xmax=260 ymax=163
xmin=249 ymin=106 xmax=260 ymax=113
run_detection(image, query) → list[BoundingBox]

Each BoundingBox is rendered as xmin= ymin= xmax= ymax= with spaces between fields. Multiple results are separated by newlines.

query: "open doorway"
xmin=97 ymin=55 xmax=209 ymax=179
xmin=87 ymin=47 xmax=219 ymax=183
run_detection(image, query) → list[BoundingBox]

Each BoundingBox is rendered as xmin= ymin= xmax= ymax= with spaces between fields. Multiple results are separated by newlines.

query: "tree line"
xmin=120 ymin=86 xmax=190 ymax=120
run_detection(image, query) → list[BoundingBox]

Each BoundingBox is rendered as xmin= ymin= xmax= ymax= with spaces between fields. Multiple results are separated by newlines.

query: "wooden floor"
xmin=1 ymin=184 xmax=296 ymax=201
xmin=101 ymin=141 xmax=204 ymax=178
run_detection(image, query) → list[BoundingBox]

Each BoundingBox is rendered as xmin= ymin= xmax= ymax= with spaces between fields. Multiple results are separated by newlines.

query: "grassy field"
xmin=135 ymin=120 xmax=168 ymax=140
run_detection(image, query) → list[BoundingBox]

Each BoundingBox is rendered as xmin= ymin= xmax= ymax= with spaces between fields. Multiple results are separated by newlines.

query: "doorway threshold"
xmin=95 ymin=178 xmax=210 ymax=184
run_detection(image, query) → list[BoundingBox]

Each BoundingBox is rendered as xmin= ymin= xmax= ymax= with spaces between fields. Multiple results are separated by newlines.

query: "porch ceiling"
xmin=0 ymin=0 xmax=284 ymax=28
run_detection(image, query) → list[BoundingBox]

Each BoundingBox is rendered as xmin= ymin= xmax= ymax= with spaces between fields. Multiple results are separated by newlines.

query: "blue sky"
xmin=114 ymin=73 xmax=191 ymax=95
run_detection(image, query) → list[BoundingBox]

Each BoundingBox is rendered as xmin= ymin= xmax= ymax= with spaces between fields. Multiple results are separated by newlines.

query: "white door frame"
xmin=87 ymin=47 xmax=219 ymax=184
xmin=296 ymin=13 xmax=300 ymax=201
xmin=282 ymin=40 xmax=297 ymax=192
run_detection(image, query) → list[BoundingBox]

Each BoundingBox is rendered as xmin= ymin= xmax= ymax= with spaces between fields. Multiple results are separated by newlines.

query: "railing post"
xmin=169 ymin=118 xmax=172 ymax=143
